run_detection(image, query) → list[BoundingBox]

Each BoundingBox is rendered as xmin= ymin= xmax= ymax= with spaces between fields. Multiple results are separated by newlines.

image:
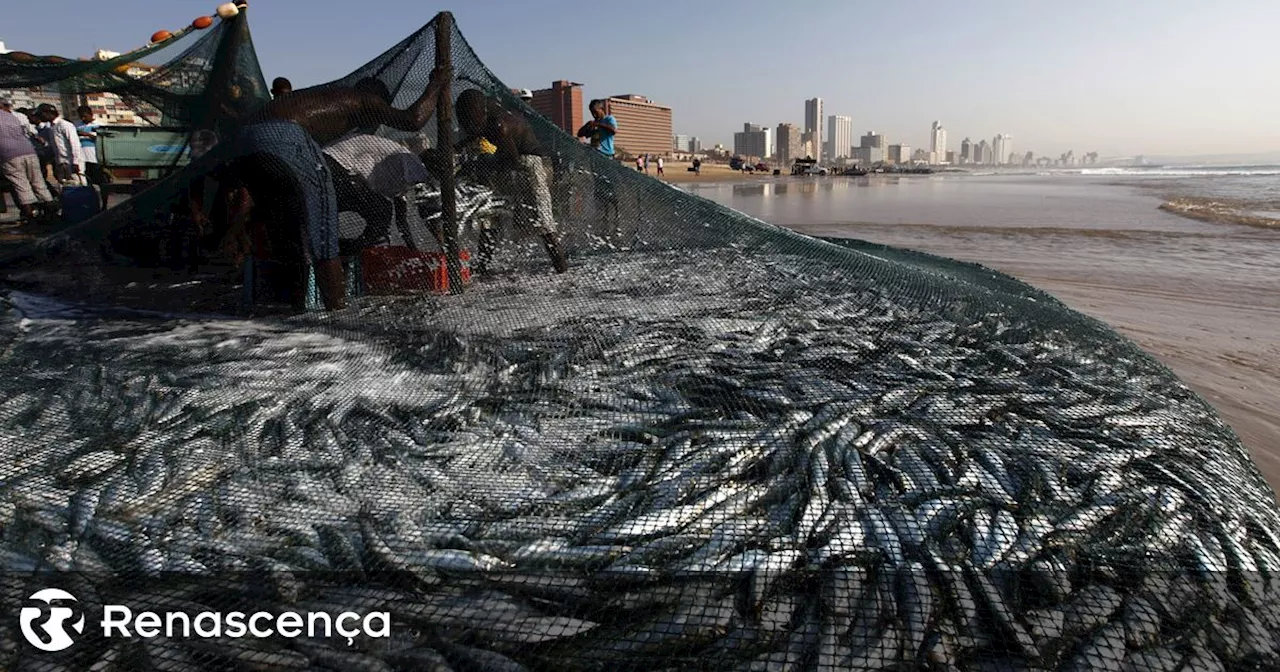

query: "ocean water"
xmin=680 ymin=171 xmax=1280 ymax=288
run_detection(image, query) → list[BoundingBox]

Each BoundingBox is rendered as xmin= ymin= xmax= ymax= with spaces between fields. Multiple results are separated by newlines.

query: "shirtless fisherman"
xmin=217 ymin=68 xmax=448 ymax=310
xmin=447 ymin=88 xmax=568 ymax=275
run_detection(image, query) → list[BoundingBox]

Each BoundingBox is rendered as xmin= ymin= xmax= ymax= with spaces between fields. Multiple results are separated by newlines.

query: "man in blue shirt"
xmin=576 ymin=99 xmax=619 ymax=227
xmin=76 ymin=106 xmax=109 ymax=210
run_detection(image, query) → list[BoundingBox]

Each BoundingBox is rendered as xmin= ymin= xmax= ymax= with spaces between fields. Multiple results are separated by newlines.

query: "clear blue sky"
xmin=6 ymin=0 xmax=1278 ymax=157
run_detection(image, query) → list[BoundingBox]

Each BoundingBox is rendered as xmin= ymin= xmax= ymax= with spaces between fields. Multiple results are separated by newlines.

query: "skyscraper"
xmin=804 ymin=98 xmax=824 ymax=161
xmin=776 ymin=123 xmax=802 ymax=165
xmin=734 ymin=123 xmax=771 ymax=159
xmin=960 ymin=138 xmax=972 ymax=164
xmin=827 ymin=115 xmax=853 ymax=160
xmin=673 ymin=134 xmax=689 ymax=152
xmin=929 ymin=121 xmax=947 ymax=165
xmin=975 ymin=139 xmax=991 ymax=165
xmin=992 ymin=134 xmax=1013 ymax=165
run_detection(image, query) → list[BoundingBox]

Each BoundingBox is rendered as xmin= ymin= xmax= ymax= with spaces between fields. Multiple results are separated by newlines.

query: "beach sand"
xmin=650 ymin=161 xmax=784 ymax=184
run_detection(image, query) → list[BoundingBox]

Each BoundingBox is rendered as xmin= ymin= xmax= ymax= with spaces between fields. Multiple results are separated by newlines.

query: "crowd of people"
xmin=0 ymin=98 xmax=108 ymax=226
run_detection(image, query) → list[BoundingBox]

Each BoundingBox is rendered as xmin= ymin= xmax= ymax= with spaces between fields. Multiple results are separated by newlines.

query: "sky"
xmin=5 ymin=0 xmax=1279 ymax=158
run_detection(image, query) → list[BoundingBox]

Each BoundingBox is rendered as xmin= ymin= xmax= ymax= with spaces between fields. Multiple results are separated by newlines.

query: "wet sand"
xmin=686 ymin=175 xmax=1280 ymax=496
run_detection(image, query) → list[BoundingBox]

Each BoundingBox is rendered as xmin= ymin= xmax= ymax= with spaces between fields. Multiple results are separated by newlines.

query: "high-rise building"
xmin=689 ymin=136 xmax=702 ymax=153
xmin=857 ymin=131 xmax=885 ymax=165
xmin=929 ymin=121 xmax=947 ymax=165
xmin=1023 ymin=151 xmax=1034 ymax=167
xmin=606 ymin=94 xmax=674 ymax=157
xmin=992 ymin=134 xmax=1013 ymax=165
xmin=734 ymin=123 xmax=770 ymax=159
xmin=800 ymin=131 xmax=817 ymax=159
xmin=826 ymin=115 xmax=853 ymax=160
xmin=673 ymin=134 xmax=689 ymax=152
xmin=975 ymin=139 xmax=991 ymax=165
xmin=887 ymin=144 xmax=911 ymax=164
xmin=960 ymin=138 xmax=972 ymax=164
xmin=528 ymin=80 xmax=584 ymax=136
xmin=804 ymin=98 xmax=824 ymax=161
xmin=776 ymin=123 xmax=803 ymax=165
xmin=945 ymin=151 xmax=955 ymax=165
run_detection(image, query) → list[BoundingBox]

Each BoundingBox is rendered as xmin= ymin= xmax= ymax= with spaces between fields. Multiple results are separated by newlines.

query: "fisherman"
xmin=576 ymin=99 xmax=619 ymax=228
xmin=448 ymin=88 xmax=568 ymax=275
xmin=0 ymin=97 xmax=56 ymax=225
xmin=75 ymin=106 xmax=110 ymax=211
xmin=270 ymin=77 xmax=292 ymax=99
xmin=36 ymin=104 xmax=85 ymax=187
xmin=207 ymin=68 xmax=448 ymax=310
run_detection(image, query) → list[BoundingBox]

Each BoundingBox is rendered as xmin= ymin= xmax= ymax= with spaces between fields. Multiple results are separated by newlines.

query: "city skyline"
xmin=5 ymin=0 xmax=1279 ymax=157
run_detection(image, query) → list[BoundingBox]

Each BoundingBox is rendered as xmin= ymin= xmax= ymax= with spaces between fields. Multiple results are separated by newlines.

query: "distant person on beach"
xmin=577 ymin=99 xmax=619 ymax=227
xmin=693 ymin=157 xmax=701 ymax=175
xmin=450 ymin=88 xmax=568 ymax=275
xmin=270 ymin=77 xmax=292 ymax=99
xmin=656 ymin=156 xmax=664 ymax=176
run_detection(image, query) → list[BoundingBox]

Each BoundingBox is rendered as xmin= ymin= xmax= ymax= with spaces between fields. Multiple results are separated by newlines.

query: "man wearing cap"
xmin=0 ymin=97 xmax=56 ymax=225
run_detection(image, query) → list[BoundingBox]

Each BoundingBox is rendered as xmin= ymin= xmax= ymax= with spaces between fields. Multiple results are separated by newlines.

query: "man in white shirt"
xmin=35 ymin=104 xmax=85 ymax=186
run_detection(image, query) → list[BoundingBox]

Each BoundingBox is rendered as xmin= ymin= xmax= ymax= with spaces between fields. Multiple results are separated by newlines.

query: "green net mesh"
xmin=0 ymin=10 xmax=1277 ymax=672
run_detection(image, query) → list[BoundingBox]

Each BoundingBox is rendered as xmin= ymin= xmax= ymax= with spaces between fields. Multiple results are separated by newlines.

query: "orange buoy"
xmin=151 ymin=30 xmax=173 ymax=43
xmin=113 ymin=64 xmax=132 ymax=75
xmin=192 ymin=16 xmax=214 ymax=29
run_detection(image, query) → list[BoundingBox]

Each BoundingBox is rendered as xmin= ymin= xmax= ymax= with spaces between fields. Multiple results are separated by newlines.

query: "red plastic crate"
xmin=359 ymin=246 xmax=471 ymax=295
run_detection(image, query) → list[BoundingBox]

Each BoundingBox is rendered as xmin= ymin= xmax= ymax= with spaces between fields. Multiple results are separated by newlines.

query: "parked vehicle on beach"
xmin=791 ymin=158 xmax=827 ymax=176
xmin=95 ymin=125 xmax=191 ymax=193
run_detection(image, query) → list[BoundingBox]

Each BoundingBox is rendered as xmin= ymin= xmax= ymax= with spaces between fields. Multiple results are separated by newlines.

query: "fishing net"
xmin=1 ymin=10 xmax=1279 ymax=672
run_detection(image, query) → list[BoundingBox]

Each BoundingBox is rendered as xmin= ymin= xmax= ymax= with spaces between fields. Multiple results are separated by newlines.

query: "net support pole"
xmin=434 ymin=11 xmax=464 ymax=295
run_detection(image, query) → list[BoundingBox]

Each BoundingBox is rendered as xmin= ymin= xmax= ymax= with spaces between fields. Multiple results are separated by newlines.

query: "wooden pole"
xmin=434 ymin=11 xmax=464 ymax=294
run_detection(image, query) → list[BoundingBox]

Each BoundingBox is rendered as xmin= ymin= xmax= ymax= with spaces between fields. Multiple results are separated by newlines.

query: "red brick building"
xmin=529 ymin=80 xmax=584 ymax=136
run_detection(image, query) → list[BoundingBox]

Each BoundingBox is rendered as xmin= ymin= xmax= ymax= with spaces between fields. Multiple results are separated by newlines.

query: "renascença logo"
xmin=20 ymin=589 xmax=85 ymax=652
xmin=18 ymin=588 xmax=390 ymax=652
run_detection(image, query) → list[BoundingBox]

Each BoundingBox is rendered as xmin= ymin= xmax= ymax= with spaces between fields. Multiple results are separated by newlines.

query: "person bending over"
xmin=213 ymin=68 xmax=448 ymax=310
xmin=447 ymin=88 xmax=567 ymax=275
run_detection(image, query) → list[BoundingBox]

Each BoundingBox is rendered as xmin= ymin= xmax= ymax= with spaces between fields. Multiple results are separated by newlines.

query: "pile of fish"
xmin=1 ymin=244 xmax=1278 ymax=671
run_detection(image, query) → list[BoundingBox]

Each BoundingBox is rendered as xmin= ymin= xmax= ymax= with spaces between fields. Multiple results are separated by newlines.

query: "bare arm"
xmin=372 ymin=67 xmax=448 ymax=132
xmin=576 ymin=120 xmax=594 ymax=138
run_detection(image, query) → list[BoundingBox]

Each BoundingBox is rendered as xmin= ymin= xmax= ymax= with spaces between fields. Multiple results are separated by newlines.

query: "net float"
xmin=216 ymin=3 xmax=239 ymax=18
xmin=151 ymin=30 xmax=173 ymax=44
xmin=193 ymin=16 xmax=214 ymax=29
